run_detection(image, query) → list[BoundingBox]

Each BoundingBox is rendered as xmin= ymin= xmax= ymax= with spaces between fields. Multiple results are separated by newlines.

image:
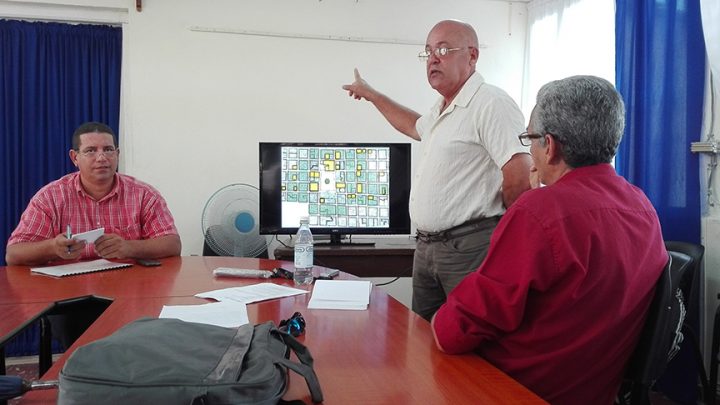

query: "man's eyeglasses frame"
xmin=418 ymin=47 xmax=473 ymax=62
xmin=76 ymin=147 xmax=118 ymax=158
xmin=518 ymin=132 xmax=545 ymax=147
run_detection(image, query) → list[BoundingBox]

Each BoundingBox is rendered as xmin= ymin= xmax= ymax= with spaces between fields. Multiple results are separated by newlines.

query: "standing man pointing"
xmin=343 ymin=20 xmax=531 ymax=320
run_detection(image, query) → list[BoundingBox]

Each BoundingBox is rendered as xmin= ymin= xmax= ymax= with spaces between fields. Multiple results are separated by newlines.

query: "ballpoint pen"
xmin=66 ymin=225 xmax=72 ymax=254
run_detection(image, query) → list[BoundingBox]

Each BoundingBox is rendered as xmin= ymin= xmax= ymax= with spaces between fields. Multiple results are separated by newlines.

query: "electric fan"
xmin=201 ymin=184 xmax=269 ymax=258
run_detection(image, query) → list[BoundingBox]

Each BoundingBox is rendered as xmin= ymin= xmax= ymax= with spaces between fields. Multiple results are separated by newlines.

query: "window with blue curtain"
xmin=0 ymin=19 xmax=122 ymax=267
xmin=615 ymin=0 xmax=706 ymax=403
xmin=0 ymin=19 xmax=122 ymax=356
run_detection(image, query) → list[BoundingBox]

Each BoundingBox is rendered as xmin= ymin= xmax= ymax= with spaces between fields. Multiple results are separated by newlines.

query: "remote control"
xmin=317 ymin=268 xmax=340 ymax=279
xmin=213 ymin=268 xmax=273 ymax=278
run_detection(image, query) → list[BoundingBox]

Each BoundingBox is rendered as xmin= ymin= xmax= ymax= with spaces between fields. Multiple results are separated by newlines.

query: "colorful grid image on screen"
xmin=280 ymin=146 xmax=390 ymax=228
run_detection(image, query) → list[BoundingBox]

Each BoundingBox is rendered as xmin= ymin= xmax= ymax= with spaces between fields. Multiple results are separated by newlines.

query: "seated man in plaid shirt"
xmin=6 ymin=121 xmax=181 ymax=266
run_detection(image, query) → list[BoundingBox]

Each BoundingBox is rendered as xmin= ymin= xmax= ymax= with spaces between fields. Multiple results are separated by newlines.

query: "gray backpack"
xmin=57 ymin=318 xmax=323 ymax=404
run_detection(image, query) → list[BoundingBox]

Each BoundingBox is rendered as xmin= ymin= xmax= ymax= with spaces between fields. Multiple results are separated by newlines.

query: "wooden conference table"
xmin=0 ymin=256 xmax=546 ymax=404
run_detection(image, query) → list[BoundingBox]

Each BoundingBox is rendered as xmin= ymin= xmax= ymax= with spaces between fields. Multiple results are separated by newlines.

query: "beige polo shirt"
xmin=411 ymin=72 xmax=528 ymax=232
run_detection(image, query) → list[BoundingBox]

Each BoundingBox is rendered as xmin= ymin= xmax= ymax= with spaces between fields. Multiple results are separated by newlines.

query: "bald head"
xmin=430 ymin=20 xmax=479 ymax=49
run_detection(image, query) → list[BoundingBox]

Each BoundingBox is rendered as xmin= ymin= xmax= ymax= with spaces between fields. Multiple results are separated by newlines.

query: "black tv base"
xmin=313 ymin=234 xmax=375 ymax=246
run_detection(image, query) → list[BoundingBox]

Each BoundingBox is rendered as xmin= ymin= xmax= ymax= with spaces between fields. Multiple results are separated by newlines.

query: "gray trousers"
xmin=412 ymin=216 xmax=500 ymax=321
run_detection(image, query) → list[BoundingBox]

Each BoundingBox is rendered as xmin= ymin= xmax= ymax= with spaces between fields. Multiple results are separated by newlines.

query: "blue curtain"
xmin=0 ymin=20 xmax=122 ymax=267
xmin=0 ymin=20 xmax=121 ymax=357
xmin=615 ymin=0 xmax=705 ymax=244
xmin=615 ymin=1 xmax=705 ymax=403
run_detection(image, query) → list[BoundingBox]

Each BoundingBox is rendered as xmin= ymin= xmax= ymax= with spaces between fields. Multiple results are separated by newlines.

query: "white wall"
xmin=700 ymin=68 xmax=720 ymax=368
xmin=700 ymin=0 xmax=720 ymax=367
xmin=116 ymin=0 xmax=528 ymax=256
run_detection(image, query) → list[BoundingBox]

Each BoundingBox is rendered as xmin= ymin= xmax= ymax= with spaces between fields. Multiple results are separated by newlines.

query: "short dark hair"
xmin=532 ymin=75 xmax=625 ymax=168
xmin=72 ymin=122 xmax=117 ymax=150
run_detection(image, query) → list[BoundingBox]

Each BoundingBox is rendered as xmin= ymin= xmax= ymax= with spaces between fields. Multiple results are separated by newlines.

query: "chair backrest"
xmin=664 ymin=241 xmax=704 ymax=299
xmin=622 ymin=251 xmax=691 ymax=404
xmin=661 ymin=241 xmax=707 ymax=403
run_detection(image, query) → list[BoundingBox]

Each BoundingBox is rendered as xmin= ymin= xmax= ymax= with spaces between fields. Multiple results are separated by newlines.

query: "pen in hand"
xmin=66 ymin=225 xmax=72 ymax=254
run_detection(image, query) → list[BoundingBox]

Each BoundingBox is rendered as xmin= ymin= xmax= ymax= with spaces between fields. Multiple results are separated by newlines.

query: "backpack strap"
xmin=206 ymin=323 xmax=254 ymax=382
xmin=272 ymin=329 xmax=324 ymax=403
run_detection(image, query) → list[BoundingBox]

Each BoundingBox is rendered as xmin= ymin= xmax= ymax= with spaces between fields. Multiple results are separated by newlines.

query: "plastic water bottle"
xmin=293 ymin=217 xmax=314 ymax=286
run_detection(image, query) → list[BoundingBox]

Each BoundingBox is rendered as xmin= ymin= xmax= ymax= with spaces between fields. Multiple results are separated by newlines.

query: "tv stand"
xmin=313 ymin=234 xmax=375 ymax=246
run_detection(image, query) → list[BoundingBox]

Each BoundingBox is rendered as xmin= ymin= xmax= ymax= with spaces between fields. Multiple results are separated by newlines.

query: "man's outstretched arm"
xmin=343 ymin=68 xmax=421 ymax=141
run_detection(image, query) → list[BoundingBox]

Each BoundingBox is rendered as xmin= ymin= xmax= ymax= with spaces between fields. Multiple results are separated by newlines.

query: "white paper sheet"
xmin=308 ymin=280 xmax=372 ymax=310
xmin=159 ymin=301 xmax=249 ymax=328
xmin=72 ymin=227 xmax=105 ymax=244
xmin=195 ymin=283 xmax=309 ymax=304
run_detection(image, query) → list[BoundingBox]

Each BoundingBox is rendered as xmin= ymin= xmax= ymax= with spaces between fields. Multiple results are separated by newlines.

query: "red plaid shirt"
xmin=8 ymin=172 xmax=178 ymax=260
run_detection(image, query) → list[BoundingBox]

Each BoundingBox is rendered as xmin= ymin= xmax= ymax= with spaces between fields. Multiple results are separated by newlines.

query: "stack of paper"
xmin=308 ymin=280 xmax=372 ymax=310
xmin=194 ymin=283 xmax=308 ymax=304
xmin=160 ymin=283 xmax=309 ymax=328
xmin=159 ymin=301 xmax=249 ymax=328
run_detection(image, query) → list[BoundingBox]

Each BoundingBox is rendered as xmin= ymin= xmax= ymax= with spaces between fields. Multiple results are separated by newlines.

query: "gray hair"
xmin=531 ymin=75 xmax=625 ymax=168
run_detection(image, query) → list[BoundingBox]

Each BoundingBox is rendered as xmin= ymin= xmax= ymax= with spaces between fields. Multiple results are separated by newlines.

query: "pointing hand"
xmin=342 ymin=68 xmax=376 ymax=101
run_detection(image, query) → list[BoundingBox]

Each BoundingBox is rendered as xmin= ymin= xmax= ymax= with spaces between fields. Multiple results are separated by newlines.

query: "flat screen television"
xmin=259 ymin=142 xmax=411 ymax=245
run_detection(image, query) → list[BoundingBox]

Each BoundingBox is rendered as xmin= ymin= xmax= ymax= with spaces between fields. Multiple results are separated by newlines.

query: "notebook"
xmin=31 ymin=259 xmax=132 ymax=277
xmin=307 ymin=280 xmax=372 ymax=310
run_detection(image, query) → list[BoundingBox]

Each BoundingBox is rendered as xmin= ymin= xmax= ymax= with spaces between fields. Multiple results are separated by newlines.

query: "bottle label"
xmin=294 ymin=245 xmax=313 ymax=268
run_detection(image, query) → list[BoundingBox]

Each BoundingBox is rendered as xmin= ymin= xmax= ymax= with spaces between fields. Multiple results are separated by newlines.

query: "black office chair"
xmin=661 ymin=241 xmax=709 ymax=404
xmin=39 ymin=296 xmax=113 ymax=375
xmin=710 ymin=296 xmax=720 ymax=405
xmin=619 ymin=251 xmax=691 ymax=405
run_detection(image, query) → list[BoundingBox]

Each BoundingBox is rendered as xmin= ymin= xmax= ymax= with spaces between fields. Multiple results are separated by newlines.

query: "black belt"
xmin=416 ymin=216 xmax=500 ymax=243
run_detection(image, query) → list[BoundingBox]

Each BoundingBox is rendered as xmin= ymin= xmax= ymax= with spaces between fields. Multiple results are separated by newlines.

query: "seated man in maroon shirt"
xmin=431 ymin=76 xmax=667 ymax=405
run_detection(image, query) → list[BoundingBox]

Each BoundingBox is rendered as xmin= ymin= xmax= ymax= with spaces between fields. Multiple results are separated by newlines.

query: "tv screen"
xmin=259 ymin=142 xmax=411 ymax=244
